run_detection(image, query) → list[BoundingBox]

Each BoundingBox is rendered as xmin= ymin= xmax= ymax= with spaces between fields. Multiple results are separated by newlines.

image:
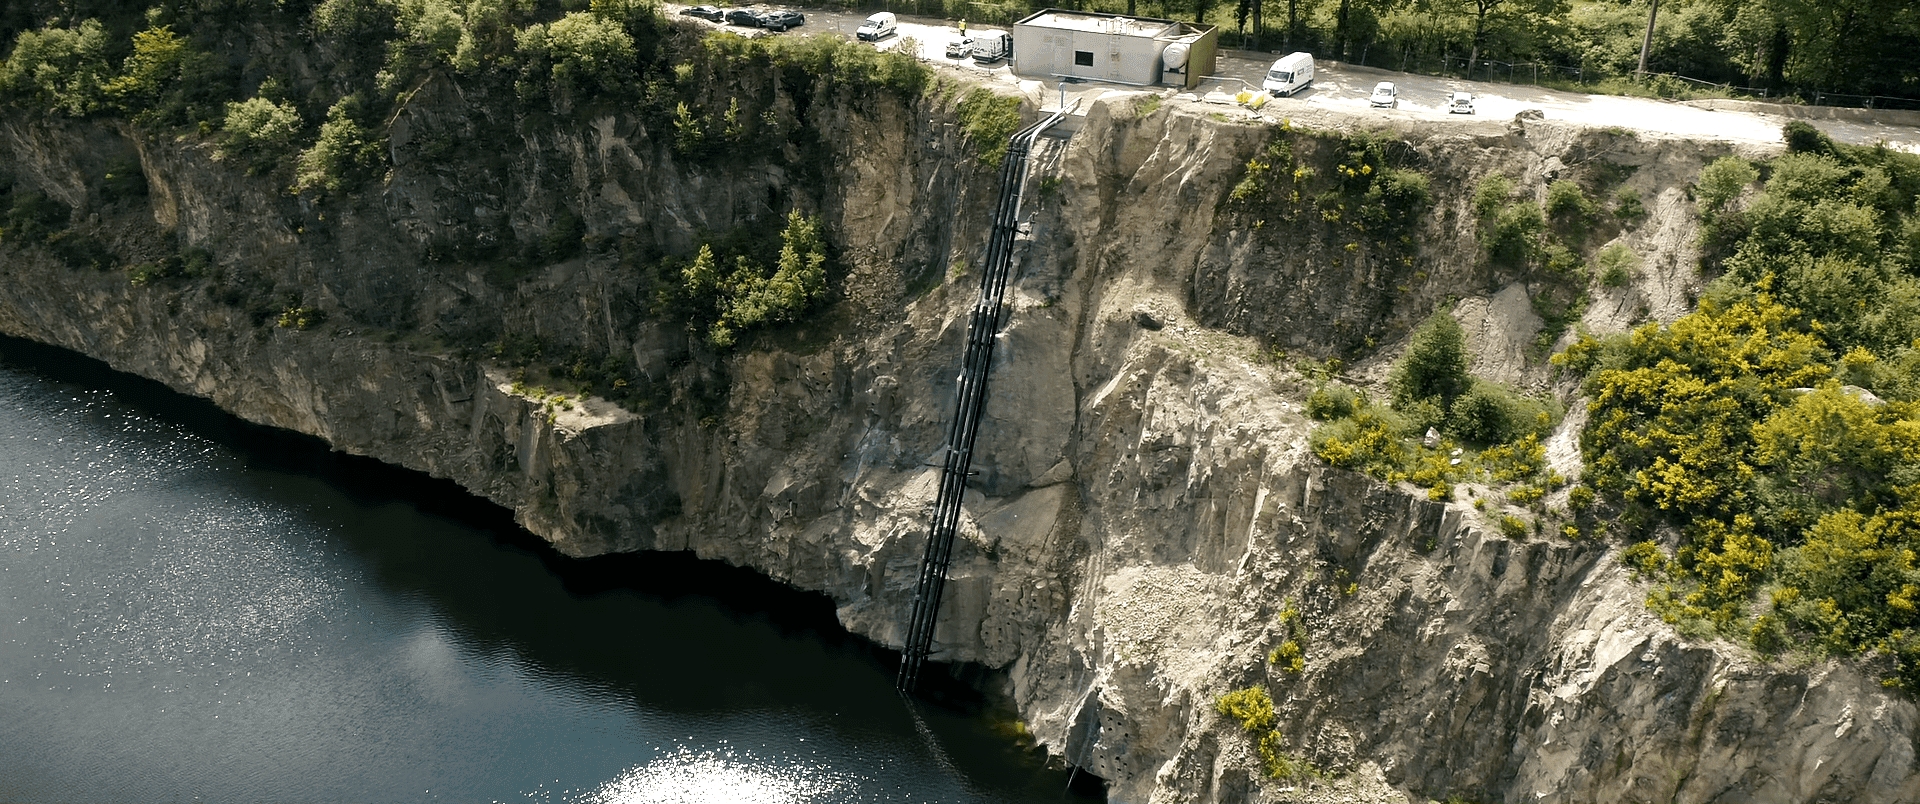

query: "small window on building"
xmin=1074 ymin=50 xmax=1093 ymax=66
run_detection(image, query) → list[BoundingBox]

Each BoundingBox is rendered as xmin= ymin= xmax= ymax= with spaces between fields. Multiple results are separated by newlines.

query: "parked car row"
xmin=679 ymin=4 xmax=805 ymax=32
xmin=1369 ymin=81 xmax=1476 ymax=113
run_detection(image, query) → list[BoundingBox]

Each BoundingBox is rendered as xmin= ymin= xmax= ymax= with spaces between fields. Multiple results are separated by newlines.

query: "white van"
xmin=1262 ymin=52 xmax=1314 ymax=97
xmin=856 ymin=12 xmax=896 ymax=41
xmin=971 ymin=31 xmax=1011 ymax=64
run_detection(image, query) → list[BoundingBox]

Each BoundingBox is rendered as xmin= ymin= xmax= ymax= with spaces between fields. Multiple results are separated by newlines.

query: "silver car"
xmin=1369 ymin=81 xmax=1398 ymax=109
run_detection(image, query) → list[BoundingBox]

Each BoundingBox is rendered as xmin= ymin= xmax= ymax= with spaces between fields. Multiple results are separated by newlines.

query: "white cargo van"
xmin=971 ymin=31 xmax=1011 ymax=64
xmin=1262 ymin=52 xmax=1314 ymax=97
xmin=856 ymin=12 xmax=896 ymax=41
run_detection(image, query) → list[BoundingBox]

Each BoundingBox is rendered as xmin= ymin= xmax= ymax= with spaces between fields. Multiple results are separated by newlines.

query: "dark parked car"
xmin=680 ymin=4 xmax=724 ymax=20
xmin=758 ymin=9 xmax=804 ymax=31
xmin=724 ymin=8 xmax=761 ymax=26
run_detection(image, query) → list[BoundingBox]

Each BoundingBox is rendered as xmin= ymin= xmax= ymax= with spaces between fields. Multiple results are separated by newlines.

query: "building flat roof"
xmin=1014 ymin=8 xmax=1179 ymax=38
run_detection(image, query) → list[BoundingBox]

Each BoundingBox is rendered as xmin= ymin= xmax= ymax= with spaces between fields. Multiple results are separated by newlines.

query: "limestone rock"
xmin=0 ymin=72 xmax=1912 ymax=804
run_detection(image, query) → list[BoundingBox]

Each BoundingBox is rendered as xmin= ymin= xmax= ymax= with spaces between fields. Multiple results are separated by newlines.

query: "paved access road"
xmin=670 ymin=4 xmax=1919 ymax=152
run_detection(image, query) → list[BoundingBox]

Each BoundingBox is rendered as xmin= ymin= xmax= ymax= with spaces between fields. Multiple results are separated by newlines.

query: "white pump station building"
xmin=1010 ymin=8 xmax=1218 ymax=90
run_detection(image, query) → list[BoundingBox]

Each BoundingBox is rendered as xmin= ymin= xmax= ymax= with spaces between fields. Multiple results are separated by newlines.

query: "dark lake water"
xmin=0 ymin=336 xmax=1102 ymax=804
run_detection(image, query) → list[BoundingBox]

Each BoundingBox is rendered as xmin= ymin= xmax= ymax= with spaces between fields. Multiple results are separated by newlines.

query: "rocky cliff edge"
xmin=0 ymin=80 xmax=1914 ymax=804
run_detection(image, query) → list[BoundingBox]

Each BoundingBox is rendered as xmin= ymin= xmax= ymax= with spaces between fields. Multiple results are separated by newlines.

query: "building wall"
xmin=1011 ymin=11 xmax=1218 ymax=89
xmin=1010 ymin=27 xmax=1157 ymax=84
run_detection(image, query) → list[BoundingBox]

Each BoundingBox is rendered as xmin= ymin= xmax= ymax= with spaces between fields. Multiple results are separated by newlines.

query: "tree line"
xmin=890 ymin=0 xmax=1916 ymax=100
xmin=5 ymin=0 xmax=1917 ymax=101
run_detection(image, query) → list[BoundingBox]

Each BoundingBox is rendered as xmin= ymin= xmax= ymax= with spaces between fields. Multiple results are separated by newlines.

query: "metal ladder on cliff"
xmin=896 ymin=101 xmax=1077 ymax=695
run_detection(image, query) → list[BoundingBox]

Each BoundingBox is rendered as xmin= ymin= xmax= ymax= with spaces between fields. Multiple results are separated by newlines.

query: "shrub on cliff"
xmin=294 ymin=94 xmax=385 ymax=197
xmin=1357 ymin=166 xmax=1432 ymax=231
xmin=2 ymin=187 xmax=71 ymax=244
xmin=1483 ymin=199 xmax=1545 ymax=269
xmin=1568 ymin=292 xmax=1828 ymax=521
xmin=1305 ymin=382 xmax=1363 ymax=420
xmin=956 ymin=87 xmax=1022 ymax=168
xmin=543 ymin=12 xmax=635 ymax=94
xmin=1558 ymin=130 xmax=1920 ymax=687
xmin=220 ymin=96 xmax=302 ymax=164
xmin=1448 ymin=380 xmax=1551 ymax=446
xmin=1471 ymin=174 xmax=1515 ymax=221
xmin=0 ymin=18 xmax=112 ymax=116
xmin=1389 ymin=309 xmax=1470 ymax=416
xmin=1214 ymin=687 xmax=1276 ymax=732
xmin=1309 ymin=403 xmax=1413 ymax=478
xmin=513 ymin=14 xmax=617 ymax=102
xmin=1696 ymin=155 xmax=1756 ymax=223
xmin=679 ymin=210 xmax=829 ymax=350
xmin=101 ymin=22 xmax=189 ymax=119
xmin=1544 ymin=179 xmax=1594 ymax=236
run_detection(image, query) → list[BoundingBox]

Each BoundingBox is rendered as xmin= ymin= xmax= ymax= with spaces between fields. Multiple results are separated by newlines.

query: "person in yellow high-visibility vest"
xmin=958 ymin=19 xmax=966 ymax=34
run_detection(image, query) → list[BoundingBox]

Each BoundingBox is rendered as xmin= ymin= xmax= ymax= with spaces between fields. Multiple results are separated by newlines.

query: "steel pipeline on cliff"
xmin=896 ymin=100 xmax=1078 ymax=694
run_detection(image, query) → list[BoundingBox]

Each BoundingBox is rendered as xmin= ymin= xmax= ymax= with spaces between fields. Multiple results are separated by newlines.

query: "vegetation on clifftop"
xmin=1241 ymin=124 xmax=1587 ymax=525
xmin=0 ymin=0 xmax=957 ymax=416
xmin=1556 ymin=122 xmax=1920 ymax=688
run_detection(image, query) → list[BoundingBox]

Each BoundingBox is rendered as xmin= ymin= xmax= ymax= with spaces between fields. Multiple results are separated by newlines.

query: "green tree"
xmin=679 ymin=212 xmax=830 ymax=350
xmin=294 ymin=94 xmax=385 ymax=196
xmin=0 ymin=18 xmax=111 ymax=115
xmin=672 ymin=101 xmax=704 ymax=155
xmin=384 ymin=0 xmax=465 ymax=89
xmin=452 ymin=0 xmax=523 ymax=74
xmin=1716 ymin=145 xmax=1920 ymax=356
xmin=544 ymin=11 xmax=636 ymax=95
xmin=724 ymin=210 xmax=827 ymax=331
xmin=682 ymin=243 xmax=720 ymax=295
xmin=221 ymin=96 xmax=302 ymax=156
xmin=1696 ymin=155 xmax=1757 ymax=221
xmin=1775 ymin=0 xmax=1920 ymax=96
xmin=1390 ymin=309 xmax=1472 ymax=415
xmin=313 ymin=0 xmax=401 ymax=69
xmin=1451 ymin=0 xmax=1565 ymax=73
xmin=103 ymin=23 xmax=186 ymax=108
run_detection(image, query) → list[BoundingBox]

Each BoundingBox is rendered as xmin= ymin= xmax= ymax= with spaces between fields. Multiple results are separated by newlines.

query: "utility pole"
xmin=1635 ymin=0 xmax=1660 ymax=79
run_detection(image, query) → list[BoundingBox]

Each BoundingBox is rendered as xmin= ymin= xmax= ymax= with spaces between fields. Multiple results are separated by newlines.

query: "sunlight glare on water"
xmin=582 ymin=747 xmax=858 ymax=804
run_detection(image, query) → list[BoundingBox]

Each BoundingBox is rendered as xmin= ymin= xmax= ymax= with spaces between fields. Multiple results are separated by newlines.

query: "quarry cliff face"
xmin=1 ymin=73 xmax=1916 ymax=804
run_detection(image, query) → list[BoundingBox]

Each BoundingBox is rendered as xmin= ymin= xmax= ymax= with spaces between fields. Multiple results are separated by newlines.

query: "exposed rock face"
xmin=0 ymin=73 xmax=1914 ymax=804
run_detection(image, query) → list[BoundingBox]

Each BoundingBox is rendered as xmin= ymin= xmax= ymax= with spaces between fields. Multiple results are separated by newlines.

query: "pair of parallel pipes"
xmin=896 ymin=102 xmax=1076 ymax=694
